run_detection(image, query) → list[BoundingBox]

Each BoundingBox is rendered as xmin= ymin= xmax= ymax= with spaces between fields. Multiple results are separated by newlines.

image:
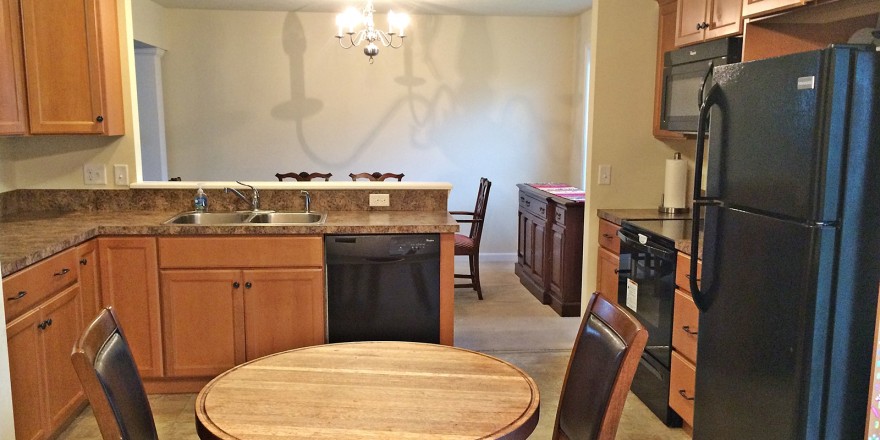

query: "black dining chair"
xmin=552 ymin=292 xmax=648 ymax=440
xmin=71 ymin=307 xmax=159 ymax=440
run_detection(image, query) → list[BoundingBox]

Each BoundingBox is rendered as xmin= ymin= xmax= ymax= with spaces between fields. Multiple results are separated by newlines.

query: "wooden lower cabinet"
xmin=161 ymin=270 xmax=243 ymax=377
xmin=243 ymin=269 xmax=324 ymax=360
xmin=7 ymin=284 xmax=85 ymax=440
xmin=596 ymin=246 xmax=620 ymax=305
xmin=517 ymin=207 xmax=546 ymax=299
xmin=669 ymin=350 xmax=697 ymax=426
xmin=161 ymin=267 xmax=325 ymax=377
xmin=76 ymin=240 xmax=101 ymax=320
xmin=98 ymin=237 xmax=163 ymax=378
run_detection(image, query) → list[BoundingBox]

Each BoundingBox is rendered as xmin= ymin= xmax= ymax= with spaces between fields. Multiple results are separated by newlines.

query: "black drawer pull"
xmin=678 ymin=389 xmax=695 ymax=401
xmin=80 ymin=258 xmax=88 ymax=265
xmin=7 ymin=291 xmax=27 ymax=301
xmin=602 ymin=233 xmax=614 ymax=239
xmin=685 ymin=274 xmax=701 ymax=282
xmin=682 ymin=325 xmax=698 ymax=336
xmin=613 ymin=268 xmax=619 ymax=274
xmin=539 ymin=207 xmax=545 ymax=215
xmin=54 ymin=268 xmax=70 ymax=277
xmin=525 ymin=200 xmax=531 ymax=207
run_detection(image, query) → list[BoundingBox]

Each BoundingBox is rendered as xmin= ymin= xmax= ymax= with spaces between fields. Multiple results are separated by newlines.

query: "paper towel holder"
xmin=659 ymin=152 xmax=690 ymax=214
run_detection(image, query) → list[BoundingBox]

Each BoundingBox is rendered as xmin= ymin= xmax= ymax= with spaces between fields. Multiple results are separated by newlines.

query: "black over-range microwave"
xmin=660 ymin=37 xmax=742 ymax=133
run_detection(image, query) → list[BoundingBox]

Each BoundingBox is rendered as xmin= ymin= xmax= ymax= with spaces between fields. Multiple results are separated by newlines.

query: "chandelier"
xmin=335 ymin=1 xmax=410 ymax=63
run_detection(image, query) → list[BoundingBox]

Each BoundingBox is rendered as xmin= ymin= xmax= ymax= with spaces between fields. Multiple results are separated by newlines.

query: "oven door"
xmin=617 ymin=228 xmax=676 ymax=367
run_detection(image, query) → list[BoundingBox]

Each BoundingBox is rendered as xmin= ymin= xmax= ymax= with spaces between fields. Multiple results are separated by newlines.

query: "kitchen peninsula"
xmin=1 ymin=183 xmax=459 ymax=439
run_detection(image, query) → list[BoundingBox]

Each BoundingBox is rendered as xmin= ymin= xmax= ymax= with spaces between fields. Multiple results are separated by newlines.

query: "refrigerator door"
xmin=693 ymin=206 xmax=836 ymax=440
xmin=706 ymin=49 xmax=849 ymax=223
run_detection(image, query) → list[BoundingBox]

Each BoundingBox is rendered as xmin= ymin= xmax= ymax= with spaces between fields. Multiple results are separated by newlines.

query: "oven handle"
xmin=617 ymin=229 xmax=676 ymax=261
xmin=690 ymin=82 xmax=721 ymax=312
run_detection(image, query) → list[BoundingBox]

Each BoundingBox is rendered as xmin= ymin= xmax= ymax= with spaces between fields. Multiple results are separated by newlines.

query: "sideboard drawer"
xmin=519 ymin=193 xmax=548 ymax=220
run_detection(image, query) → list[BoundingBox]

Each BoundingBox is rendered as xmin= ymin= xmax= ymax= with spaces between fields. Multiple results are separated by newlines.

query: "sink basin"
xmin=247 ymin=212 xmax=325 ymax=224
xmin=164 ymin=211 xmax=326 ymax=225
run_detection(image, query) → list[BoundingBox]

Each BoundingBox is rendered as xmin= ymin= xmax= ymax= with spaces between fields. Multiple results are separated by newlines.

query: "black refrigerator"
xmin=689 ymin=46 xmax=880 ymax=439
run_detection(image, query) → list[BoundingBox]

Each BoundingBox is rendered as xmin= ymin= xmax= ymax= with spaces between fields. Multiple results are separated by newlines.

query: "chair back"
xmin=349 ymin=172 xmax=405 ymax=181
xmin=469 ymin=177 xmax=491 ymax=242
xmin=275 ymin=172 xmax=332 ymax=181
xmin=553 ymin=293 xmax=648 ymax=440
xmin=71 ymin=307 xmax=158 ymax=440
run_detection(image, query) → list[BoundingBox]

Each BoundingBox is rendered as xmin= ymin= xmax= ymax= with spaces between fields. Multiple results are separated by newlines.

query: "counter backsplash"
xmin=0 ymin=188 xmax=449 ymax=217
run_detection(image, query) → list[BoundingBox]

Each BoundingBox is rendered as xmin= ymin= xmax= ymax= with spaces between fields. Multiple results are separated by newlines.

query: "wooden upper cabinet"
xmin=0 ymin=0 xmax=28 ymax=135
xmin=675 ymin=0 xmax=743 ymax=47
xmin=16 ymin=0 xmax=123 ymax=135
xmin=742 ymin=0 xmax=806 ymax=18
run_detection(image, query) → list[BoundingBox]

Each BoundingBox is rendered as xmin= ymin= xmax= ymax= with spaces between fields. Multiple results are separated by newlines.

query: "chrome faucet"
xmin=301 ymin=190 xmax=311 ymax=213
xmin=224 ymin=181 xmax=260 ymax=211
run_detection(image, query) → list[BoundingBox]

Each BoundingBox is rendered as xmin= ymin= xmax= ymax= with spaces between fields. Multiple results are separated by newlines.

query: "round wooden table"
xmin=195 ymin=341 xmax=540 ymax=439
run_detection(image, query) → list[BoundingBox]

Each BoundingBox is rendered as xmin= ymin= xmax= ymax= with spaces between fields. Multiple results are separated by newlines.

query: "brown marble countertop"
xmin=0 ymin=210 xmax=459 ymax=277
xmin=597 ymin=208 xmax=701 ymax=258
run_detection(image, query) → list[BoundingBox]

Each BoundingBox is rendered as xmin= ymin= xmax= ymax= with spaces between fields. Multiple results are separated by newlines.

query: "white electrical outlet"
xmin=598 ymin=164 xmax=612 ymax=185
xmin=113 ymin=164 xmax=129 ymax=186
xmin=83 ymin=164 xmax=107 ymax=185
xmin=369 ymin=194 xmax=390 ymax=207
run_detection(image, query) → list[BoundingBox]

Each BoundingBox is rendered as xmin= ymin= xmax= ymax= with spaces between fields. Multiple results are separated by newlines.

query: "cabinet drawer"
xmin=158 ymin=236 xmax=323 ymax=269
xmin=669 ymin=350 xmax=696 ymax=427
xmin=3 ymin=247 xmax=78 ymax=322
xmin=675 ymin=252 xmax=701 ymax=293
xmin=672 ymin=289 xmax=698 ymax=363
xmin=519 ymin=193 xmax=548 ymax=220
xmin=553 ymin=206 xmax=565 ymax=225
xmin=597 ymin=219 xmax=620 ymax=254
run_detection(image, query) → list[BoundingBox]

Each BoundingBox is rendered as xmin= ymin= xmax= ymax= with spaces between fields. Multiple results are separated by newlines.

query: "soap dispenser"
xmin=194 ymin=186 xmax=208 ymax=212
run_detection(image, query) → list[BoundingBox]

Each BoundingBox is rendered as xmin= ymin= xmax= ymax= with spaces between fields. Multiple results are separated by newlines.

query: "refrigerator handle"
xmin=690 ymin=83 xmax=720 ymax=312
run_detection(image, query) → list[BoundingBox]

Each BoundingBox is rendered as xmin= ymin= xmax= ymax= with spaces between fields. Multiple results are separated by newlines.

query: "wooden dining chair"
xmin=71 ymin=307 xmax=159 ymax=440
xmin=275 ymin=172 xmax=333 ymax=181
xmin=451 ymin=177 xmax=491 ymax=299
xmin=553 ymin=293 xmax=648 ymax=440
xmin=349 ymin=172 xmax=405 ymax=181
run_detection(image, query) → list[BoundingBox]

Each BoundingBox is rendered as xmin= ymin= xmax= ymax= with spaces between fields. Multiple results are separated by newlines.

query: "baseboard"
xmin=454 ymin=253 xmax=517 ymax=263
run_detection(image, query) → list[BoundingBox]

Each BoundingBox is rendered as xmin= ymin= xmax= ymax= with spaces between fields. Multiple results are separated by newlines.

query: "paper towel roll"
xmin=663 ymin=157 xmax=688 ymax=209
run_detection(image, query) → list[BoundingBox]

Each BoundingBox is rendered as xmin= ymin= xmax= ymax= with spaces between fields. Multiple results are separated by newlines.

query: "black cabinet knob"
xmin=96 ymin=115 xmax=104 ymax=122
xmin=233 ymin=281 xmax=240 ymax=289
xmin=245 ymin=282 xmax=252 ymax=289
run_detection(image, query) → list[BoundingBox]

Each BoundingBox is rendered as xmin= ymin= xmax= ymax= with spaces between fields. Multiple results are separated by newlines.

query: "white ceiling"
xmin=150 ymin=0 xmax=593 ymax=16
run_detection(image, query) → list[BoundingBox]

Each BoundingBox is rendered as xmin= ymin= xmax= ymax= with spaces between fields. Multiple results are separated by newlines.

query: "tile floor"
xmin=58 ymin=261 xmax=690 ymax=439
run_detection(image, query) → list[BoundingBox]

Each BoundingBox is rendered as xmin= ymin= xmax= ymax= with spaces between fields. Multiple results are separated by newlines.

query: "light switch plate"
xmin=598 ymin=164 xmax=612 ymax=185
xmin=83 ymin=164 xmax=106 ymax=185
xmin=113 ymin=164 xmax=129 ymax=186
xmin=369 ymin=194 xmax=390 ymax=207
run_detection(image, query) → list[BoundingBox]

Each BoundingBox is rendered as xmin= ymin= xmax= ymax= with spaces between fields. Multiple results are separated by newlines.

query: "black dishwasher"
xmin=325 ymin=234 xmax=441 ymax=343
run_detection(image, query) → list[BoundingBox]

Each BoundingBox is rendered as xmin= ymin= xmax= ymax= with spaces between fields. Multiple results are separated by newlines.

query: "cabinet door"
xmin=0 ymin=0 xmax=27 ymax=134
xmin=99 ymin=237 xmax=163 ymax=378
xmin=521 ymin=212 xmax=546 ymax=285
xmin=76 ymin=240 xmax=101 ymax=319
xmin=19 ymin=0 xmax=106 ymax=133
xmin=549 ymin=224 xmax=565 ymax=295
xmin=40 ymin=284 xmax=85 ymax=432
xmin=6 ymin=309 xmax=48 ymax=440
xmin=742 ymin=0 xmax=805 ymax=18
xmin=676 ymin=0 xmax=707 ymax=46
xmin=596 ymin=246 xmax=620 ymax=306
xmin=243 ymin=269 xmax=324 ymax=360
xmin=161 ymin=270 xmax=244 ymax=377
xmin=654 ymin=0 xmax=686 ymax=140
xmin=704 ymin=0 xmax=742 ymax=40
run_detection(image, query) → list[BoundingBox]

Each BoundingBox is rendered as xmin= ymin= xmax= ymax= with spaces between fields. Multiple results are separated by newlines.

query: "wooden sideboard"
xmin=514 ymin=184 xmax=584 ymax=317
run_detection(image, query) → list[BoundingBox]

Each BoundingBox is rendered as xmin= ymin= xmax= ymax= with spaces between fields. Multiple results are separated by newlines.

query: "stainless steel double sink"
xmin=164 ymin=211 xmax=326 ymax=225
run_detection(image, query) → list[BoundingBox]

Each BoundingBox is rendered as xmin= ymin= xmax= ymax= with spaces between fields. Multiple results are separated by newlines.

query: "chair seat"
xmin=454 ymin=234 xmax=475 ymax=255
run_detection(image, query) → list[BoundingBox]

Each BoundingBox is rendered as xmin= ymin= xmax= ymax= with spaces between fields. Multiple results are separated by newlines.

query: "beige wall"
xmin=581 ymin=0 xmax=685 ymax=298
xmin=131 ymin=0 xmax=168 ymax=48
xmin=0 ymin=0 xmax=140 ymax=190
xmin=569 ymin=9 xmax=592 ymax=189
xmin=158 ymin=9 xmax=581 ymax=256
